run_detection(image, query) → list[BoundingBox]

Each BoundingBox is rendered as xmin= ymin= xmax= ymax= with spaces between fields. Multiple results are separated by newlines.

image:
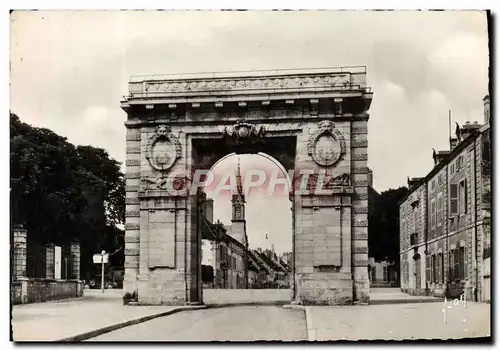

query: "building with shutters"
xmin=399 ymin=95 xmax=491 ymax=302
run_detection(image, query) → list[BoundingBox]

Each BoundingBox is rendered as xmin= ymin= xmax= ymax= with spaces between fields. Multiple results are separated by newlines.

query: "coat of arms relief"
xmin=141 ymin=125 xmax=183 ymax=192
xmin=306 ymin=120 xmax=350 ymax=189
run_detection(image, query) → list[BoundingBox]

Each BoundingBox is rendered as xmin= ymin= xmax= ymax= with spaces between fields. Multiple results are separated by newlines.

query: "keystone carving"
xmin=145 ymin=125 xmax=182 ymax=172
xmin=223 ymin=120 xmax=266 ymax=145
xmin=307 ymin=120 xmax=346 ymax=167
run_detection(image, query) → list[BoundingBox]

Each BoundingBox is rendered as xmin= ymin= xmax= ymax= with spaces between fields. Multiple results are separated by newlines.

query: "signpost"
xmin=93 ymin=251 xmax=108 ymax=293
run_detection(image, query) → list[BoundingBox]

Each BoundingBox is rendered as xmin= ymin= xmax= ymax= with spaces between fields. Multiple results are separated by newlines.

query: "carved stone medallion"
xmin=307 ymin=120 xmax=346 ymax=167
xmin=145 ymin=125 xmax=182 ymax=172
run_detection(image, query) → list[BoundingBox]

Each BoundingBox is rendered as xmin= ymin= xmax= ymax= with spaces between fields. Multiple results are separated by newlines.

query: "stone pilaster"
xmin=12 ymin=225 xmax=27 ymax=280
xmin=124 ymin=126 xmax=141 ymax=295
xmin=351 ymin=120 xmax=370 ymax=303
xmin=46 ymin=243 xmax=55 ymax=279
xmin=70 ymin=241 xmax=81 ymax=280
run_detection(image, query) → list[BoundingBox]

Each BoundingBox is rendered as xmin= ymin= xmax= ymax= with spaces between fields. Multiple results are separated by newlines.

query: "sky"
xmin=9 ymin=10 xmax=490 ymax=254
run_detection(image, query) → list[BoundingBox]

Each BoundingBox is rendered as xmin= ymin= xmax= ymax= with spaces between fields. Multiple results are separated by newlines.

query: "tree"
xmin=10 ymin=113 xmax=125 ymax=278
xmin=369 ymin=186 xmax=409 ymax=275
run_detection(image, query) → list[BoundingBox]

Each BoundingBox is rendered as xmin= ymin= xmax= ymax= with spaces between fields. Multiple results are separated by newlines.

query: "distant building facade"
xmin=399 ymin=96 xmax=491 ymax=302
xmin=368 ymin=257 xmax=397 ymax=287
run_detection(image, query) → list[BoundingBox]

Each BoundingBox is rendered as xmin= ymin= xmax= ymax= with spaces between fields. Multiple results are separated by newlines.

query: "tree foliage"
xmin=369 ymin=186 xmax=409 ymax=268
xmin=10 ymin=113 xmax=125 ymax=277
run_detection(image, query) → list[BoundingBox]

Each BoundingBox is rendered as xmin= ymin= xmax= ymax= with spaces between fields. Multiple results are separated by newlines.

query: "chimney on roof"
xmin=461 ymin=120 xmax=481 ymax=140
xmin=449 ymin=137 xmax=458 ymax=150
xmin=484 ymin=95 xmax=490 ymax=124
xmin=407 ymin=177 xmax=423 ymax=189
xmin=434 ymin=150 xmax=450 ymax=165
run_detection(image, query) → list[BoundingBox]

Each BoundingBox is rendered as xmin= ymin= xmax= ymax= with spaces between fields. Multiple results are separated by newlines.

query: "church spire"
xmin=232 ymin=157 xmax=246 ymax=222
xmin=235 ymin=157 xmax=244 ymax=198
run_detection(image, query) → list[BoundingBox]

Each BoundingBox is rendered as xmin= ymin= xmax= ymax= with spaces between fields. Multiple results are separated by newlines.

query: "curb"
xmin=370 ymin=298 xmax=443 ymax=305
xmin=206 ymin=301 xmax=290 ymax=309
xmin=304 ymin=306 xmax=316 ymax=342
xmin=57 ymin=305 xmax=207 ymax=342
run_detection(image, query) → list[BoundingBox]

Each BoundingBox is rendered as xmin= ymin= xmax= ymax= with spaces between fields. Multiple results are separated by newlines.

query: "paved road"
xmin=89 ymin=306 xmax=308 ymax=342
xmin=309 ymin=301 xmax=491 ymax=341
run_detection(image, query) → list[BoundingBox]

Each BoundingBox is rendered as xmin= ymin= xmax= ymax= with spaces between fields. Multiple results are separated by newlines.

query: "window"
xmin=431 ymin=180 xmax=436 ymax=192
xmin=456 ymin=155 xmax=463 ymax=171
xmin=450 ymin=163 xmax=455 ymax=175
xmin=431 ymin=199 xmax=436 ymax=228
xmin=414 ymin=209 xmax=419 ymax=232
xmin=450 ymin=184 xmax=459 ymax=216
xmin=459 ymin=179 xmax=467 ymax=214
xmin=383 ymin=266 xmax=388 ymax=282
xmin=220 ymin=246 xmax=225 ymax=262
xmin=437 ymin=193 xmax=443 ymax=226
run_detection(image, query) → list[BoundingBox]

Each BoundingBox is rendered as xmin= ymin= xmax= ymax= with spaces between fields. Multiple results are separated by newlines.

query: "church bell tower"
xmin=231 ymin=158 xmax=247 ymax=245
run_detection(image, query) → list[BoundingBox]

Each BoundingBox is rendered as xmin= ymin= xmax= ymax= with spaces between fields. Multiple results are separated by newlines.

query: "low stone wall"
xmin=11 ymin=278 xmax=84 ymax=305
xmin=203 ymin=288 xmax=293 ymax=305
xmin=11 ymin=282 xmax=23 ymax=304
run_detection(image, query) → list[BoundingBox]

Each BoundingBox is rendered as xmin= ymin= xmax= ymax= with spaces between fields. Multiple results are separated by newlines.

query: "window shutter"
xmin=433 ymin=255 xmax=437 ymax=282
xmin=449 ymin=251 xmax=454 ymax=281
xmin=463 ymin=247 xmax=466 ymax=279
xmin=438 ymin=254 xmax=442 ymax=282
xmin=450 ymin=184 xmax=458 ymax=215
xmin=454 ymin=249 xmax=459 ymax=280
xmin=426 ymin=256 xmax=431 ymax=283
xmin=459 ymin=247 xmax=466 ymax=280
xmin=441 ymin=254 xmax=445 ymax=282
xmin=436 ymin=254 xmax=441 ymax=282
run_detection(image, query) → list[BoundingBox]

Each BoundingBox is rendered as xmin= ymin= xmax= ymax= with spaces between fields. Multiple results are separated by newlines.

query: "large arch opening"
xmin=200 ymin=152 xmax=294 ymax=304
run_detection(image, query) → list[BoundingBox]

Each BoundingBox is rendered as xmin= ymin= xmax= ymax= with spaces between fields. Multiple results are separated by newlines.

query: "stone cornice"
xmin=122 ymin=90 xmax=371 ymax=109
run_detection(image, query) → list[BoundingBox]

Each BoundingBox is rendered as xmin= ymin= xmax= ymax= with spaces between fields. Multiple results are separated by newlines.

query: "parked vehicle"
xmin=87 ymin=267 xmax=124 ymax=289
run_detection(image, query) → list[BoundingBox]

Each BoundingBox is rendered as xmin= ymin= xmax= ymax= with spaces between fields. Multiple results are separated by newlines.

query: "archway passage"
xmin=199 ymin=153 xmax=294 ymax=305
xmin=121 ymin=67 xmax=373 ymax=305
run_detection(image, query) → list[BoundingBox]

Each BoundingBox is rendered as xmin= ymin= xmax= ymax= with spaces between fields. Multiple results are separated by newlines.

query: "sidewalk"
xmin=11 ymin=289 xmax=205 ymax=342
xmin=369 ymin=288 xmax=442 ymax=305
xmin=306 ymin=301 xmax=491 ymax=341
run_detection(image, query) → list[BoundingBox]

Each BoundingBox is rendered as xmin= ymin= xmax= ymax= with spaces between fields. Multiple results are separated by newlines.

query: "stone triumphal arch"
xmin=121 ymin=67 xmax=373 ymax=305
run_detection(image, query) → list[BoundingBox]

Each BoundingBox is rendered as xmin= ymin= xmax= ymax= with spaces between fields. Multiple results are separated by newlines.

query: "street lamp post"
xmin=101 ymin=250 xmax=106 ymax=293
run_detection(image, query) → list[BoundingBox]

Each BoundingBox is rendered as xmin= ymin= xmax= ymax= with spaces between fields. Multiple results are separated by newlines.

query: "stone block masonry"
xmin=122 ymin=66 xmax=373 ymax=305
